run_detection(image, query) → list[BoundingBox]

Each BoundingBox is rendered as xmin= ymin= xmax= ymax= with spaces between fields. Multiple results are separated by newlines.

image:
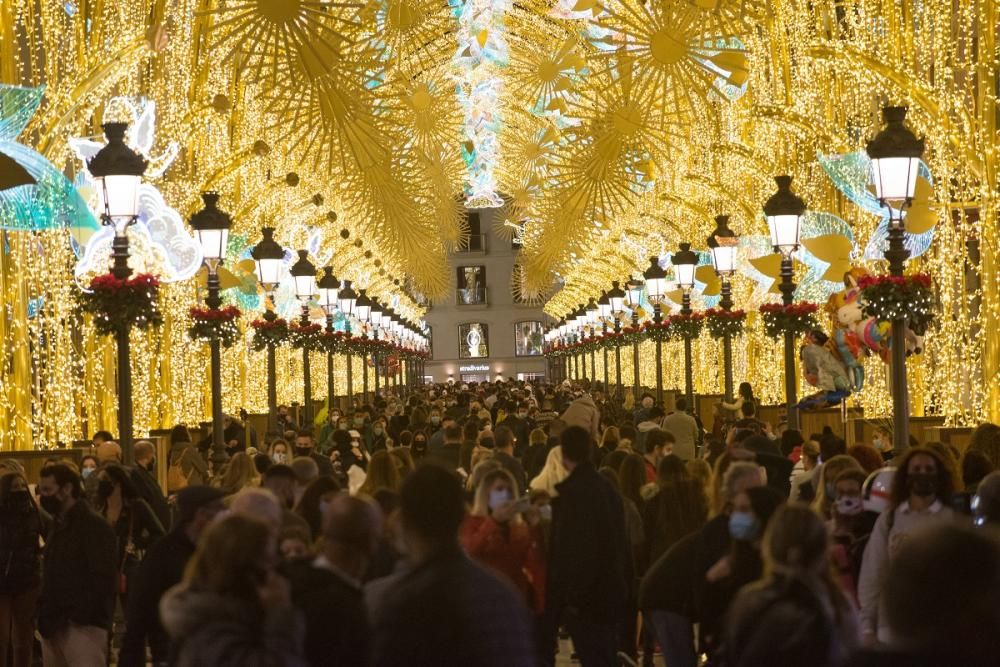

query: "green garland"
xmin=668 ymin=313 xmax=705 ymax=340
xmin=79 ymin=272 xmax=162 ymax=336
xmin=857 ymin=273 xmax=935 ymax=335
xmin=188 ymin=305 xmax=241 ymax=348
xmin=704 ymin=308 xmax=747 ymax=340
xmin=759 ymin=302 xmax=819 ymax=339
xmin=250 ymin=317 xmax=289 ymax=351
xmin=289 ymin=322 xmax=324 ymax=350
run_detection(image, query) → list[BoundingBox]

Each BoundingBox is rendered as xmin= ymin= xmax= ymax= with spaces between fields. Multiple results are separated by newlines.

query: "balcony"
xmin=455 ymin=234 xmax=487 ymax=254
xmin=456 ymin=287 xmax=488 ymax=307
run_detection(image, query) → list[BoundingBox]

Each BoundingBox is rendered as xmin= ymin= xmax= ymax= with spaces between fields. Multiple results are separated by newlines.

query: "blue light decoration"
xmin=0 ymin=84 xmax=97 ymax=233
xmin=816 ymin=150 xmax=935 ymax=261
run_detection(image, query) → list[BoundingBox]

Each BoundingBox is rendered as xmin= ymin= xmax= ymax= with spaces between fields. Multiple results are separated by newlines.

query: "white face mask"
xmin=272 ymin=452 xmax=287 ymax=463
xmin=488 ymin=488 xmax=511 ymax=511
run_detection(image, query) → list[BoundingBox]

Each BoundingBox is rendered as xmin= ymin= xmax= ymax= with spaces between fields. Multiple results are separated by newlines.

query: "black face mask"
xmin=97 ymin=479 xmax=115 ymax=499
xmin=6 ymin=489 xmax=33 ymax=513
xmin=295 ymin=446 xmax=312 ymax=457
xmin=39 ymin=494 xmax=62 ymax=517
xmin=909 ymin=472 xmax=938 ymax=497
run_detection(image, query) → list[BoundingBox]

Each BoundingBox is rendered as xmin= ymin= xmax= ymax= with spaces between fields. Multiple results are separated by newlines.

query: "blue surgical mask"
xmin=488 ymin=489 xmax=511 ymax=511
xmin=728 ymin=511 xmax=758 ymax=541
xmin=82 ymin=467 xmax=95 ymax=479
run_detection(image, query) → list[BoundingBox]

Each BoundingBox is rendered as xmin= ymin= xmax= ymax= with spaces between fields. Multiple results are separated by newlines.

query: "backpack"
xmin=167 ymin=447 xmax=192 ymax=492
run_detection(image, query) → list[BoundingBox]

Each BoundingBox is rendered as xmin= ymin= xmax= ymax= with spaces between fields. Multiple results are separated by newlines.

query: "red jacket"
xmin=459 ymin=515 xmax=547 ymax=613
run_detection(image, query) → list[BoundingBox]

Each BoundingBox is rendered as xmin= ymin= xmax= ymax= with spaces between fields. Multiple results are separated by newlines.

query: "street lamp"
xmin=87 ymin=122 xmax=147 ymax=462
xmin=608 ymin=281 xmax=627 ymax=396
xmin=598 ymin=291 xmax=612 ymax=391
xmin=317 ymin=267 xmax=341 ymax=411
xmin=672 ymin=242 xmax=698 ymax=411
xmin=867 ymin=105 xmax=925 ymax=453
xmin=625 ymin=277 xmax=644 ymax=400
xmin=708 ymin=215 xmax=739 ymax=405
xmin=644 ymin=256 xmax=669 ymax=405
xmin=764 ymin=175 xmax=806 ymax=429
xmin=190 ymin=192 xmax=232 ymax=469
xmin=289 ymin=249 xmax=317 ymax=424
xmin=338 ymin=281 xmax=357 ymax=405
xmin=586 ymin=297 xmax=599 ymax=382
xmin=251 ymin=227 xmax=285 ymax=429
xmin=370 ymin=297 xmax=383 ymax=399
xmin=354 ymin=289 xmax=373 ymax=404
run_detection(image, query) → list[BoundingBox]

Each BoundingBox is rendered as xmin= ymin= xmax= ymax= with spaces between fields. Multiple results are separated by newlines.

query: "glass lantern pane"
xmin=768 ymin=214 xmax=800 ymax=250
xmin=871 ymin=156 xmax=918 ymax=201
xmin=294 ymin=274 xmax=316 ymax=299
xmin=676 ymin=263 xmax=696 ymax=289
xmin=97 ymin=174 xmax=142 ymax=219
xmin=256 ymin=257 xmax=283 ymax=287
xmin=197 ymin=229 xmax=227 ymax=261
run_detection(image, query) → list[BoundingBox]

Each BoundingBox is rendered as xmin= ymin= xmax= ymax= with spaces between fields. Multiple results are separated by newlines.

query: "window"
xmin=456 ymin=265 xmax=487 ymax=304
xmin=425 ymin=326 xmax=433 ymax=359
xmin=514 ymin=321 xmax=544 ymax=356
xmin=458 ymin=323 xmax=489 ymax=358
xmin=467 ymin=212 xmax=484 ymax=251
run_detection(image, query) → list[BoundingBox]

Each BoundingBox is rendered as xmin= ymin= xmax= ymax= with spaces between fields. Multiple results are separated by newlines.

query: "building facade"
xmin=423 ymin=208 xmax=549 ymax=384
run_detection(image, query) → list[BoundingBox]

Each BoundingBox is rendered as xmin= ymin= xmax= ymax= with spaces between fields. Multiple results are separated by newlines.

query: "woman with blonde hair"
xmin=357 ymin=450 xmax=402 ymax=497
xmin=686 ymin=458 xmax=713 ymax=508
xmin=160 ymin=514 xmax=305 ymax=665
xmin=811 ymin=455 xmax=863 ymax=519
xmin=598 ymin=426 xmax=620 ymax=461
xmin=459 ymin=468 xmax=546 ymax=613
xmin=529 ymin=445 xmax=568 ymax=497
xmin=213 ymin=452 xmax=258 ymax=496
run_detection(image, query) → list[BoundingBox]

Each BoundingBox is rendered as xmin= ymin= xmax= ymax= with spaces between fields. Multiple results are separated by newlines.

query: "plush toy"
xmin=799 ymin=329 xmax=852 ymax=409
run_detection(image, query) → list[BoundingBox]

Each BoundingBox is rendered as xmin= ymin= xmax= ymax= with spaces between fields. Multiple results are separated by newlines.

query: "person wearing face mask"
xmin=810 ymin=454 xmax=864 ymax=520
xmin=294 ymin=430 xmax=334 ymax=477
xmin=370 ymin=418 xmax=388 ymax=451
xmin=459 ymin=468 xmax=546 ymax=614
xmin=701 ymin=485 xmax=784 ymax=660
xmin=827 ymin=469 xmax=877 ymax=605
xmin=36 ymin=464 xmax=117 ymax=667
xmin=318 ymin=410 xmax=343 ymax=453
xmin=499 ymin=402 xmax=534 ymax=458
xmin=410 ymin=433 xmax=429 ymax=463
xmin=0 ymin=471 xmax=42 ymax=667
xmin=80 ymin=455 xmax=99 ymax=480
xmin=870 ymin=426 xmax=892 ymax=461
xmin=93 ymin=464 xmax=166 ymax=610
xmin=269 ymin=439 xmax=291 ymax=465
xmin=858 ymin=447 xmax=956 ymax=646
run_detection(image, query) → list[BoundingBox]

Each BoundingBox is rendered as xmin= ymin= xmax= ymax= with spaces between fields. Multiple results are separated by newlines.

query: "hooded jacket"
xmin=559 ymin=395 xmax=600 ymax=440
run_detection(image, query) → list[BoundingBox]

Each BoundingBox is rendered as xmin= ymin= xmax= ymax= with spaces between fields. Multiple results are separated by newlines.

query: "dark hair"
xmin=184 ymin=514 xmax=272 ymax=609
xmin=890 ymin=447 xmax=956 ymax=510
xmin=649 ymin=406 xmax=665 ymax=420
xmin=738 ymin=382 xmax=754 ymax=401
xmin=170 ymin=425 xmax=192 ymax=445
xmin=740 ymin=401 xmax=756 ymax=417
xmin=834 ymin=468 xmax=868 ymax=489
xmin=620 ymin=424 xmax=637 ymax=442
xmin=847 ymin=444 xmax=884 ymax=474
xmin=819 ymin=433 xmax=847 ymax=462
xmin=656 ymin=454 xmax=688 ymax=487
xmin=296 ymin=429 xmax=314 ymax=440
xmin=961 ymin=450 xmax=994 ymax=489
xmin=398 ymin=430 xmax=413 ymax=447
xmin=746 ymin=485 xmax=784 ymax=528
xmin=81 ymin=454 xmax=98 ymax=468
xmin=602 ymin=449 xmax=629 ymax=472
xmin=675 ymin=396 xmax=688 ymax=412
xmin=967 ymin=422 xmax=1000 ymax=469
xmin=294 ymin=476 xmax=342 ymax=539
xmin=494 ymin=425 xmax=514 ymax=450
xmin=646 ymin=429 xmax=675 ymax=453
xmin=262 ymin=464 xmax=296 ymax=484
xmin=743 ymin=434 xmax=778 ymax=456
xmin=462 ymin=420 xmax=479 ymax=441
xmin=618 ymin=454 xmax=646 ymax=508
xmin=40 ymin=464 xmax=81 ymax=498
xmin=598 ymin=467 xmax=621 ymax=492
xmin=780 ymin=429 xmax=804 ymax=457
xmin=399 ymin=465 xmax=465 ymax=545
xmin=808 ymin=328 xmax=829 ymax=345
xmin=99 ymin=464 xmax=138 ymax=501
xmin=561 ymin=425 xmax=592 ymax=464
xmin=93 ymin=430 xmax=115 ymax=442
xmin=253 ymin=453 xmax=273 ymax=475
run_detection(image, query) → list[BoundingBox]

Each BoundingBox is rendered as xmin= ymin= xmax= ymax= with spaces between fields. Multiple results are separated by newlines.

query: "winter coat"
xmin=159 ymin=586 xmax=306 ymax=667
xmin=0 ymin=492 xmax=42 ymax=594
xmin=460 ymin=515 xmax=547 ymax=612
xmin=641 ymin=480 xmax=709 ymax=565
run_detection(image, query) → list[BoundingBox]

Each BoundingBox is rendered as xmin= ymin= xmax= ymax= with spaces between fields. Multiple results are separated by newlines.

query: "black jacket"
xmin=287 ymin=560 xmax=369 ymax=667
xmin=38 ymin=500 xmax=117 ymax=637
xmin=119 ymin=528 xmax=197 ymax=667
xmin=0 ymin=493 xmax=42 ymax=594
xmin=427 ymin=442 xmax=463 ymax=473
xmin=547 ymin=462 xmax=629 ymax=623
xmin=638 ymin=531 xmax=699 ymax=616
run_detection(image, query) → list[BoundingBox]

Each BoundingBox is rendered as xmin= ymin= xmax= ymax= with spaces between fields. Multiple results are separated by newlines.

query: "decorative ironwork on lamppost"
xmin=643 ymin=256 xmax=668 ymax=406
xmin=87 ymin=121 xmax=147 ymax=462
xmin=625 ymin=278 xmax=644 ymax=400
xmin=370 ymin=297 xmax=384 ymax=400
xmin=251 ymin=227 xmax=284 ymax=430
xmin=354 ymin=289 xmax=372 ymax=404
xmin=764 ymin=175 xmax=806 ymax=430
xmin=190 ymin=192 xmax=233 ymax=469
xmin=867 ymin=105 xmax=926 ymax=454
xmin=598 ymin=291 xmax=612 ymax=391
xmin=585 ymin=297 xmax=600 ymax=382
xmin=608 ymin=281 xmax=627 ymax=397
xmin=317 ymin=267 xmax=340 ymax=412
xmin=337 ymin=280 xmax=357 ymax=406
xmin=672 ymin=242 xmax=698 ymax=411
xmin=289 ymin=250 xmax=317 ymax=424
xmin=708 ymin=215 xmax=739 ymax=405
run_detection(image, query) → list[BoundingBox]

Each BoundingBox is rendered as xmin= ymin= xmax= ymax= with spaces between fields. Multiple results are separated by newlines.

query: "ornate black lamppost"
xmin=707 ymin=215 xmax=740 ymax=405
xmin=251 ymin=227 xmax=284 ymax=430
xmin=643 ymin=257 xmax=668 ymax=406
xmin=317 ymin=267 xmax=340 ymax=413
xmin=289 ymin=250 xmax=317 ymax=424
xmin=625 ymin=278 xmax=644 ymax=400
xmin=867 ymin=106 xmax=926 ymax=453
xmin=764 ymin=175 xmax=807 ymax=430
xmin=190 ymin=192 xmax=233 ymax=468
xmin=354 ymin=289 xmax=372 ymax=404
xmin=672 ymin=243 xmax=698 ymax=411
xmin=608 ymin=281 xmax=626 ymax=396
xmin=87 ymin=121 xmax=147 ymax=461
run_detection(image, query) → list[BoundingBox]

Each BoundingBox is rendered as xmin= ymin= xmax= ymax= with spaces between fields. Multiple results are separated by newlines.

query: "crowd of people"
xmin=1 ymin=378 xmax=1000 ymax=666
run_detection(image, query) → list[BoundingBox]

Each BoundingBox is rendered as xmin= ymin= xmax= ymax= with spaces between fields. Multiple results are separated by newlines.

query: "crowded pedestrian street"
xmin=2 ymin=1 xmax=1000 ymax=666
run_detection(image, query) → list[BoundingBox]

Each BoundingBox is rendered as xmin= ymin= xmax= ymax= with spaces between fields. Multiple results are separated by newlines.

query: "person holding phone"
xmin=459 ymin=468 xmax=547 ymax=614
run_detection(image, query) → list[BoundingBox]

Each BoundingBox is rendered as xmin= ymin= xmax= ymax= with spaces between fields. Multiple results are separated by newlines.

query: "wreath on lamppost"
xmin=289 ymin=322 xmax=324 ymax=350
xmin=758 ymin=302 xmax=820 ymax=339
xmin=250 ymin=317 xmax=289 ymax=351
xmin=704 ymin=308 xmax=747 ymax=340
xmin=856 ymin=273 xmax=935 ymax=335
xmin=79 ymin=272 xmax=162 ymax=336
xmin=668 ymin=312 xmax=705 ymax=340
xmin=319 ymin=330 xmax=347 ymax=354
xmin=644 ymin=321 xmax=674 ymax=342
xmin=188 ymin=305 xmax=241 ymax=348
